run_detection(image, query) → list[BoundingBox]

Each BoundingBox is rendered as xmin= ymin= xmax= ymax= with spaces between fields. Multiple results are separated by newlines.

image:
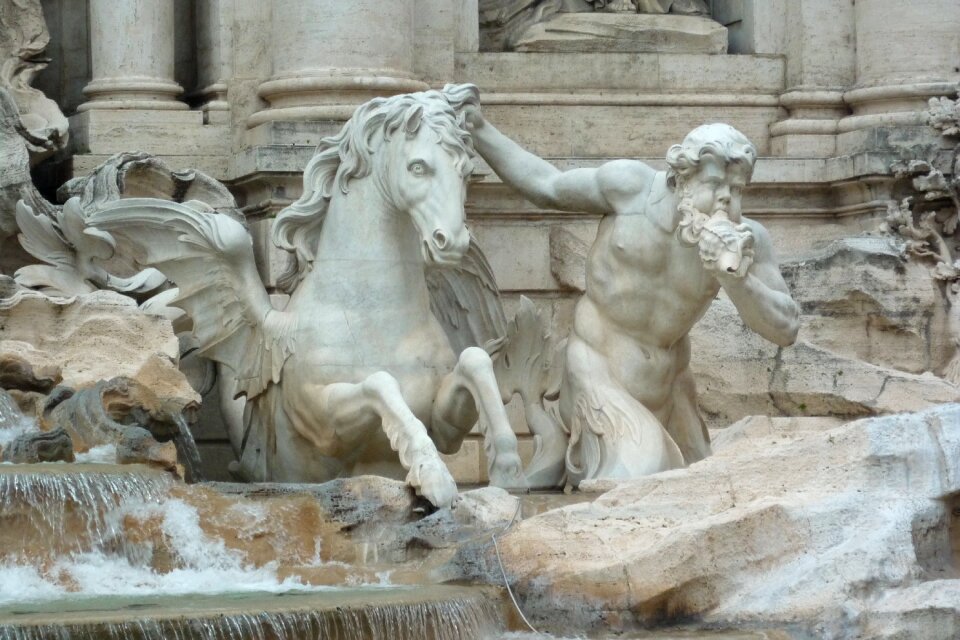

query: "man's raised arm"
xmin=467 ymin=110 xmax=655 ymax=215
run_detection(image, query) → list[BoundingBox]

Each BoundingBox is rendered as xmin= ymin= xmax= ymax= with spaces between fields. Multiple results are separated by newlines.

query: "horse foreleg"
xmin=320 ymin=371 xmax=458 ymax=508
xmin=432 ymin=347 xmax=526 ymax=489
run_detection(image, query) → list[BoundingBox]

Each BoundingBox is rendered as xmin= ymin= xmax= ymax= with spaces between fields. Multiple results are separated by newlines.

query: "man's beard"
xmin=674 ymin=177 xmax=754 ymax=276
xmin=675 ymin=178 xmax=729 ymax=246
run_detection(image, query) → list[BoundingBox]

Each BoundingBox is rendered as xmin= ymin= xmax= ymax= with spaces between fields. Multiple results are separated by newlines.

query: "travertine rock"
xmin=46 ymin=379 xmax=197 ymax=480
xmin=454 ymin=404 xmax=960 ymax=638
xmin=692 ymin=237 xmax=959 ymax=427
xmin=0 ymin=282 xmax=200 ymax=476
xmin=0 ymin=345 xmax=61 ymax=393
xmin=0 ymin=285 xmax=195 ymax=407
xmin=779 ymin=236 xmax=950 ymax=375
xmin=206 ymin=476 xmax=518 ymax=567
xmin=2 ymin=426 xmax=73 ymax=463
xmin=116 ymin=426 xmax=181 ymax=477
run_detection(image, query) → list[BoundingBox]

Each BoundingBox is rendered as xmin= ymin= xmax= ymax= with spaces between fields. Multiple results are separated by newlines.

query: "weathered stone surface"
xmin=46 ymin=379 xmax=197 ymax=480
xmin=515 ymin=13 xmax=727 ymax=54
xmin=203 ymin=476 xmax=518 ymax=567
xmin=0 ymin=286 xmax=196 ymax=408
xmin=116 ymin=426 xmax=180 ymax=476
xmin=0 ymin=284 xmax=200 ymax=476
xmin=779 ymin=236 xmax=950 ymax=375
xmin=453 ymin=405 xmax=960 ymax=638
xmin=692 ymin=237 xmax=960 ymax=428
xmin=2 ymin=426 xmax=73 ymax=463
xmin=0 ymin=346 xmax=61 ymax=393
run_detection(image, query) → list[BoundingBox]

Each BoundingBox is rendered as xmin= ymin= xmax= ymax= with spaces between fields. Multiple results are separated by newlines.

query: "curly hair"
xmin=665 ymin=123 xmax=757 ymax=190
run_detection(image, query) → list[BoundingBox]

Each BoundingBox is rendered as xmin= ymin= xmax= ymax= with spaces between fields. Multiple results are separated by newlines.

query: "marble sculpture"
xmin=479 ymin=0 xmax=712 ymax=50
xmin=30 ymin=84 xmax=528 ymax=508
xmin=466 ymin=110 xmax=801 ymax=484
xmin=10 ymin=78 xmax=802 ymax=499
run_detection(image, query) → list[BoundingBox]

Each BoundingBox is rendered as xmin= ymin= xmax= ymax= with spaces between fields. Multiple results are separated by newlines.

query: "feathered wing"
xmin=85 ymin=197 xmax=294 ymax=399
xmin=426 ymin=238 xmax=508 ymax=354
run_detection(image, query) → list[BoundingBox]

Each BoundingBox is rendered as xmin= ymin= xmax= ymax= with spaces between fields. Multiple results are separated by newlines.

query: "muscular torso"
xmin=572 ymin=172 xmax=720 ymax=410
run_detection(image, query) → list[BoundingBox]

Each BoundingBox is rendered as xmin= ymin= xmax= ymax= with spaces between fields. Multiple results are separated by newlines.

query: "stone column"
xmin=248 ymin=0 xmax=427 ymax=126
xmin=840 ymin=0 xmax=960 ymax=133
xmin=769 ymin=0 xmax=855 ymax=157
xmin=78 ymin=0 xmax=185 ymax=111
xmin=195 ymin=0 xmax=233 ymax=116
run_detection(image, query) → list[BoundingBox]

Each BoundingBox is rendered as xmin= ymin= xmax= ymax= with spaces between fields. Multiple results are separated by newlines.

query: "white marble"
xmin=80 ymin=86 xmax=525 ymax=508
xmin=468 ymin=111 xmax=800 ymax=484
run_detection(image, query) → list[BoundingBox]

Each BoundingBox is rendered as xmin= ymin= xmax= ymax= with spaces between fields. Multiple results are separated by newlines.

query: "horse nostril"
xmin=433 ymin=229 xmax=448 ymax=250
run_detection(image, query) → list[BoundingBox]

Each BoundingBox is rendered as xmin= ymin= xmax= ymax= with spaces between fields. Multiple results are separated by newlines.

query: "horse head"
xmin=273 ymin=84 xmax=480 ymax=289
xmin=375 ymin=99 xmax=474 ymax=266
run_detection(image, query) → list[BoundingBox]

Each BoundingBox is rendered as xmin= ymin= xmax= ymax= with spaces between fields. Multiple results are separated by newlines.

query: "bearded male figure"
xmin=466 ymin=113 xmax=800 ymax=483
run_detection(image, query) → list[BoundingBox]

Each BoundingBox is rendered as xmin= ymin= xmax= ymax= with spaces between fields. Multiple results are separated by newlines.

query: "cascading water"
xmin=0 ymin=464 xmax=505 ymax=639
xmin=0 ymin=588 xmax=501 ymax=640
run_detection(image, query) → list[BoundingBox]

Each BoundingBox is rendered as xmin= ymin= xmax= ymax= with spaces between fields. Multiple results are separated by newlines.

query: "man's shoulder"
xmin=596 ymin=159 xmax=661 ymax=204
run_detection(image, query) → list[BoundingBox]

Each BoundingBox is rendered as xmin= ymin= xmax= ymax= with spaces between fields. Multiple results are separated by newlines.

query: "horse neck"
xmin=301 ymin=177 xmax=431 ymax=309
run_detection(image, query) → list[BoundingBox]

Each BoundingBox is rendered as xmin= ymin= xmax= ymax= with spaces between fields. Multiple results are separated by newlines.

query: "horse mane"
xmin=272 ymin=83 xmax=480 ymax=293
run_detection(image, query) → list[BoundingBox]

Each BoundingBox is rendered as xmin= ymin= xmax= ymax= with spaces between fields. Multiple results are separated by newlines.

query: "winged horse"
xmin=83 ymin=84 xmax=524 ymax=507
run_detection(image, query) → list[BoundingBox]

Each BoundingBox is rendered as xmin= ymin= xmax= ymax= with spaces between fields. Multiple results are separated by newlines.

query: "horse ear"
xmin=405 ymin=105 xmax=424 ymax=136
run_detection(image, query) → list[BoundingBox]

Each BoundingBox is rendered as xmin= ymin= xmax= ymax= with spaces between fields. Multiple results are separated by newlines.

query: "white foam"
xmin=0 ymin=417 xmax=38 ymax=448
xmin=74 ymin=444 xmax=117 ymax=464
xmin=0 ymin=496 xmax=387 ymax=605
xmin=0 ymin=565 xmax=66 ymax=605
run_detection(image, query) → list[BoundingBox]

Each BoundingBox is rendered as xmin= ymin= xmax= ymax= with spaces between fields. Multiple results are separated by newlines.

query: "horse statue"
xmin=74 ymin=84 xmax=524 ymax=507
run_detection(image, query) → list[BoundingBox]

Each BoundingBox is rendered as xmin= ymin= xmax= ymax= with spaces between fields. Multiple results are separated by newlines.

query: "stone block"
xmin=440 ymin=438 xmax=482 ymax=485
xmin=69 ymin=110 xmax=230 ymax=157
xmin=477 ymin=103 xmax=780 ymax=157
xmin=770 ymin=132 xmax=838 ymax=158
xmin=456 ymin=52 xmax=783 ymax=94
xmin=245 ymin=121 xmax=343 ymax=148
xmin=454 ymin=405 xmax=960 ymax=634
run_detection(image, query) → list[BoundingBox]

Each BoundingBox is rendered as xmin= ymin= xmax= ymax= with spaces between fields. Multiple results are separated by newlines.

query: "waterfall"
xmin=0 ymin=587 xmax=503 ymax=640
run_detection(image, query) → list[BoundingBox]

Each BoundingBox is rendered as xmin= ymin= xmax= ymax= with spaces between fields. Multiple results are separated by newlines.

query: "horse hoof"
xmin=413 ymin=459 xmax=459 ymax=509
xmin=489 ymin=452 xmax=528 ymax=490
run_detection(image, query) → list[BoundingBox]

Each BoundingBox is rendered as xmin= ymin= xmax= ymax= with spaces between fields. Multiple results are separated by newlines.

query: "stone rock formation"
xmin=0 ymin=277 xmax=200 ymax=475
xmin=77 ymin=85 xmax=527 ymax=508
xmin=453 ymin=404 xmax=960 ymax=638
xmin=2 ymin=425 xmax=72 ymax=463
xmin=691 ymin=236 xmax=960 ymax=427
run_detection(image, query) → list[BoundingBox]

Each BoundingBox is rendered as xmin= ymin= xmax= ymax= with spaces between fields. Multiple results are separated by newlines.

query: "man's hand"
xmin=462 ymin=103 xmax=485 ymax=132
xmin=698 ymin=218 xmax=755 ymax=278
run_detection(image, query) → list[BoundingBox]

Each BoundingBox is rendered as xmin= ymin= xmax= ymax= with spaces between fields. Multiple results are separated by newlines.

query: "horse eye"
xmin=409 ymin=161 xmax=428 ymax=176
